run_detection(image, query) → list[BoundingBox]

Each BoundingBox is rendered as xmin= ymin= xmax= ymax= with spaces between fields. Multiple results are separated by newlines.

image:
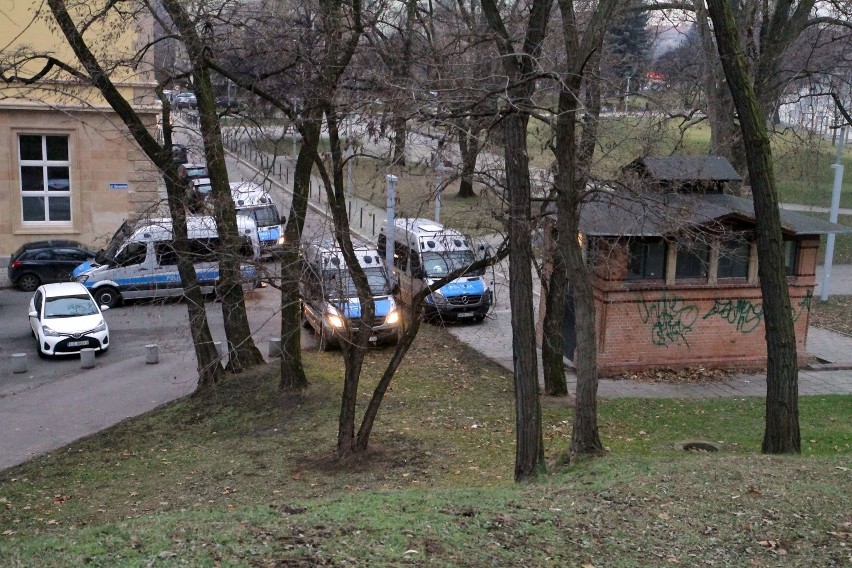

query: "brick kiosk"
xmin=543 ymin=156 xmax=852 ymax=376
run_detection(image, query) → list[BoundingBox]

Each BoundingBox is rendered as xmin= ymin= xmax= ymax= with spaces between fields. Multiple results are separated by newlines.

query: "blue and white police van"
xmin=229 ymin=182 xmax=285 ymax=257
xmin=378 ymin=218 xmax=491 ymax=323
xmin=300 ymin=239 xmax=400 ymax=350
xmin=73 ymin=215 xmax=260 ymax=308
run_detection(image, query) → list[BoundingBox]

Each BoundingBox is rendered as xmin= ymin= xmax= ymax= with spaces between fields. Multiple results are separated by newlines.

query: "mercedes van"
xmin=72 ymin=215 xmax=259 ymax=308
xmin=378 ymin=218 xmax=491 ymax=323
xmin=229 ymin=182 xmax=285 ymax=256
xmin=300 ymin=239 xmax=400 ymax=350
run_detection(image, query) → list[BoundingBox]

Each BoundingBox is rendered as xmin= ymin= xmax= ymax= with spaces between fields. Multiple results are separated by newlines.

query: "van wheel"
xmin=94 ymin=286 xmax=121 ymax=309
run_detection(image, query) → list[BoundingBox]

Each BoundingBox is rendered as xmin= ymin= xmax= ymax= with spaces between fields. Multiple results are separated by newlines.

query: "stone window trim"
xmin=16 ymin=131 xmax=74 ymax=228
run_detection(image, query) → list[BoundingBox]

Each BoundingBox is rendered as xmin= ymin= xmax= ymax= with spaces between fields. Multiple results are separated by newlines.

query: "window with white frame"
xmin=19 ymin=134 xmax=71 ymax=223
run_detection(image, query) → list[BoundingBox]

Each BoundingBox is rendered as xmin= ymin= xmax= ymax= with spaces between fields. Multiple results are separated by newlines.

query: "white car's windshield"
xmin=44 ymin=295 xmax=99 ymax=318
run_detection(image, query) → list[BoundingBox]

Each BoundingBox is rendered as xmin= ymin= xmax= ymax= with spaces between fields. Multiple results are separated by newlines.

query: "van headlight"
xmin=76 ymin=274 xmax=89 ymax=283
xmin=385 ymin=310 xmax=400 ymax=325
xmin=327 ymin=314 xmax=345 ymax=328
xmin=429 ymin=290 xmax=447 ymax=305
xmin=277 ymin=236 xmax=286 ymax=246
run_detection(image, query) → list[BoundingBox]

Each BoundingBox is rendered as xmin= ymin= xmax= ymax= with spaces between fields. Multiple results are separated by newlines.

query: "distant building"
xmin=541 ymin=156 xmax=852 ymax=375
xmin=0 ymin=2 xmax=160 ymax=258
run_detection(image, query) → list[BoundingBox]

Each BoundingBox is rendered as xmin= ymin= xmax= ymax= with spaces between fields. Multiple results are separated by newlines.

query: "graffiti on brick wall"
xmin=792 ymin=290 xmax=812 ymax=322
xmin=638 ymin=295 xmax=698 ymax=348
xmin=703 ymin=298 xmax=764 ymax=333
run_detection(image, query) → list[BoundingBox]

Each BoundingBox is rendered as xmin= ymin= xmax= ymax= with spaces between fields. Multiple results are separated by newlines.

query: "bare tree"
xmin=44 ymin=0 xmax=226 ymax=388
xmin=706 ymin=0 xmax=800 ymax=453
xmin=480 ymin=0 xmax=553 ymax=481
xmin=159 ymin=0 xmax=265 ymax=372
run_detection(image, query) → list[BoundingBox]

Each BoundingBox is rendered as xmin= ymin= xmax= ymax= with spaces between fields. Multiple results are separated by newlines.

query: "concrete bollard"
xmin=80 ymin=348 xmax=96 ymax=369
xmin=268 ymin=337 xmax=282 ymax=358
xmin=11 ymin=353 xmax=28 ymax=374
xmin=145 ymin=344 xmax=159 ymax=364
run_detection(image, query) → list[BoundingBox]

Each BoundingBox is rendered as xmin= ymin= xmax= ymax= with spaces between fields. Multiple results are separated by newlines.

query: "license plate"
xmin=67 ymin=340 xmax=89 ymax=347
xmin=456 ymin=312 xmax=474 ymax=318
xmin=369 ymin=335 xmax=378 ymax=342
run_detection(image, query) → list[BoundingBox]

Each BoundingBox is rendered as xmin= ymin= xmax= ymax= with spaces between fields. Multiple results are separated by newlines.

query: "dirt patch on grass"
xmin=610 ymin=366 xmax=736 ymax=384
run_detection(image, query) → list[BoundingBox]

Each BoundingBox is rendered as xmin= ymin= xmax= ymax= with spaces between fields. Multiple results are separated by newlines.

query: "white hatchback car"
xmin=29 ymin=282 xmax=110 ymax=357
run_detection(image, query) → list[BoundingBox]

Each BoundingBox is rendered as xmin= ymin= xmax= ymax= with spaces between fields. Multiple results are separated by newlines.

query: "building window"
xmin=784 ymin=239 xmax=798 ymax=276
xmin=19 ymin=134 xmax=71 ymax=223
xmin=718 ymin=237 xmax=750 ymax=279
xmin=627 ymin=238 xmax=666 ymax=280
xmin=676 ymin=241 xmax=709 ymax=280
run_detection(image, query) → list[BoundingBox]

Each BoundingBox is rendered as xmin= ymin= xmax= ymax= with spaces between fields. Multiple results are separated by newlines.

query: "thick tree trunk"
xmin=279 ymin=120 xmax=322 ymax=391
xmin=504 ymin=112 xmax=546 ymax=481
xmin=707 ymin=0 xmax=800 ymax=454
xmin=457 ymin=126 xmax=479 ymax=198
xmin=161 ymin=0 xmax=265 ymax=372
xmin=391 ymin=114 xmax=407 ymax=166
xmin=481 ymin=0 xmax=551 ymax=482
xmin=541 ymin=225 xmax=568 ymax=396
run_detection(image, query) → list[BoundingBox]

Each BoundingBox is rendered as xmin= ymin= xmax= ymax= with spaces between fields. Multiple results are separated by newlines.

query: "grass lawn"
xmin=1 ymin=325 xmax=850 ymax=566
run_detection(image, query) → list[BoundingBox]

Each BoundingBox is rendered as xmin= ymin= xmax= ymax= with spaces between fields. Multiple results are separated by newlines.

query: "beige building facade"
xmin=1 ymin=2 xmax=160 ymax=258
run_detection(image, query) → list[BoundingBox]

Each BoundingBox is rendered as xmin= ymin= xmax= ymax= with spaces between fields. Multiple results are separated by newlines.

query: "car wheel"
xmin=473 ymin=315 xmax=486 ymax=323
xmin=17 ymin=273 xmax=40 ymax=292
xmin=94 ymin=286 xmax=121 ymax=309
xmin=35 ymin=341 xmax=48 ymax=359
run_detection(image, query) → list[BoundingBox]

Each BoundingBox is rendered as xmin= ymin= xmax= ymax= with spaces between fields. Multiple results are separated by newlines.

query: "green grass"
xmin=1 ymin=324 xmax=850 ymax=566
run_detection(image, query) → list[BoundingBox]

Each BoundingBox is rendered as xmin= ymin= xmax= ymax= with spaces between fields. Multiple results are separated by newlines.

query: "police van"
xmin=229 ymin=182 xmax=285 ymax=256
xmin=378 ymin=218 xmax=491 ymax=323
xmin=72 ymin=215 xmax=260 ymax=308
xmin=300 ymin=239 xmax=400 ymax=350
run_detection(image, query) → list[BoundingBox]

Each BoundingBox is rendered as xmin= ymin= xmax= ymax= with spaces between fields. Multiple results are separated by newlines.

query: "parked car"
xmin=178 ymin=162 xmax=208 ymax=182
xmin=28 ymin=282 xmax=110 ymax=358
xmin=8 ymin=240 xmax=96 ymax=292
xmin=175 ymin=92 xmax=197 ymax=109
xmin=172 ymin=143 xmax=189 ymax=164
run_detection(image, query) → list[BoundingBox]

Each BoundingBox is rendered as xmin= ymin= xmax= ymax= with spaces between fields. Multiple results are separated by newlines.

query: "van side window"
xmin=115 ymin=242 xmax=147 ymax=266
xmin=187 ymin=237 xmax=220 ymax=262
xmin=155 ymin=241 xmax=179 ymax=266
xmin=393 ymin=242 xmax=409 ymax=271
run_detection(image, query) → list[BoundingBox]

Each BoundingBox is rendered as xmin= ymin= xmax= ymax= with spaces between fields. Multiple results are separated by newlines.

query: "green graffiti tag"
xmin=703 ymin=298 xmax=764 ymax=333
xmin=638 ymin=295 xmax=698 ymax=348
xmin=792 ymin=289 xmax=813 ymax=323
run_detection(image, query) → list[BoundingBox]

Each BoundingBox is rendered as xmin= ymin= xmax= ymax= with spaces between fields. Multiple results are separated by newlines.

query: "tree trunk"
xmin=279 ymin=119 xmax=323 ymax=391
xmin=707 ymin=0 xmax=800 ymax=454
xmin=391 ymin=114 xmax=407 ymax=166
xmin=541 ymin=224 xmax=568 ymax=396
xmin=481 ymin=0 xmax=551 ymax=482
xmin=456 ymin=125 xmax=479 ymax=198
xmin=504 ymin=111 xmax=546 ymax=481
xmin=161 ymin=0 xmax=265 ymax=372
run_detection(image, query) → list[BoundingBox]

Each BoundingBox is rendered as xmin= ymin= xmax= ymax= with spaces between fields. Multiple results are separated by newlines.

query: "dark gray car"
xmin=8 ymin=241 xmax=95 ymax=292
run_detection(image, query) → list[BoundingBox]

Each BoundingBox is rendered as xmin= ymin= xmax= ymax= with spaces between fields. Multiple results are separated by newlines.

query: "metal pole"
xmin=821 ymin=125 xmax=846 ymax=302
xmin=435 ymin=163 xmax=444 ymax=223
xmin=386 ymin=175 xmax=397 ymax=270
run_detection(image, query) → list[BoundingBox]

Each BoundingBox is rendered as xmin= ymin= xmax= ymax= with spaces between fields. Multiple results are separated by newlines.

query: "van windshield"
xmin=239 ymin=205 xmax=279 ymax=228
xmin=323 ymin=267 xmax=390 ymax=299
xmin=96 ymin=219 xmax=134 ymax=264
xmin=421 ymin=250 xmax=482 ymax=278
